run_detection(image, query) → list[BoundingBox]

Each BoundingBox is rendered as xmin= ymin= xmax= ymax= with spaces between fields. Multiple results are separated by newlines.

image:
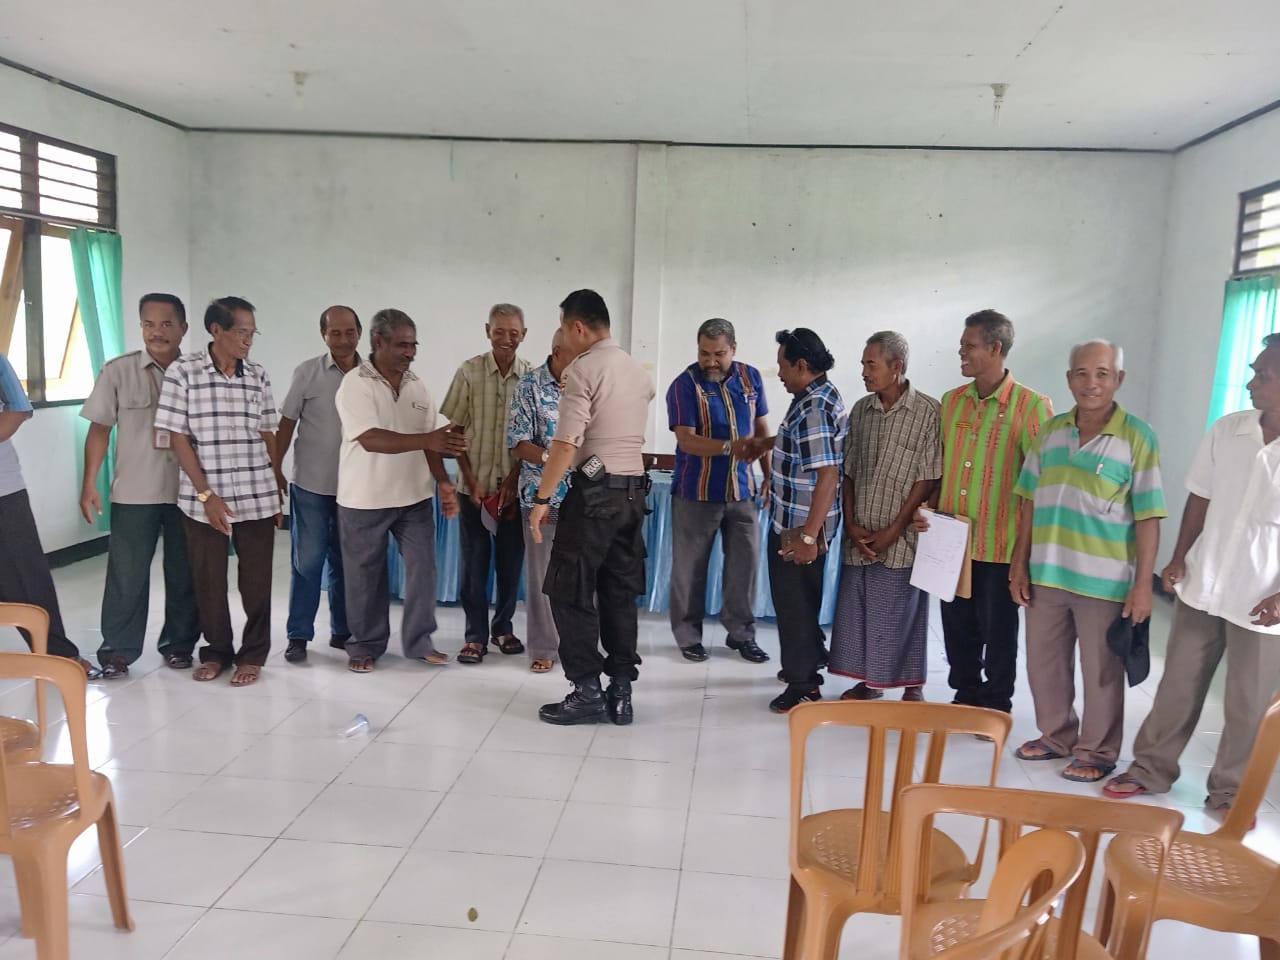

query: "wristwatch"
xmin=532 ymin=494 xmax=552 ymax=505
xmin=721 ymin=440 xmax=732 ymax=457
xmin=197 ymin=490 xmax=214 ymax=503
xmin=541 ymin=448 xmax=550 ymax=464
xmin=800 ymin=533 xmax=817 ymax=546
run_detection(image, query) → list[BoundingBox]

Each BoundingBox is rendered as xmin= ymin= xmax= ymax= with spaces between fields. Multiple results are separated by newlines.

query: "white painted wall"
xmin=187 ymin=134 xmax=638 ymax=419
xmin=1147 ymin=109 xmax=1280 ymax=565
xmin=1 ymin=64 xmax=191 ymax=551
xmin=652 ymin=146 xmax=1173 ymax=441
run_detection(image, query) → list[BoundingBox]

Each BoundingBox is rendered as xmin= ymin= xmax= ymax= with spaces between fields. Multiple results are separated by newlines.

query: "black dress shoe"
xmin=769 ymin=684 xmax=823 ymax=714
xmin=727 ymin=638 xmax=770 ymax=663
xmin=539 ymin=677 xmax=606 ymax=725
xmin=99 ymin=657 xmax=129 ymax=679
xmin=164 ymin=651 xmax=193 ymax=669
xmin=329 ymin=634 xmax=351 ymax=650
xmin=681 ymin=643 xmax=709 ymax=662
xmin=605 ymin=678 xmax=633 ymax=726
xmin=285 ymin=641 xmax=308 ymax=663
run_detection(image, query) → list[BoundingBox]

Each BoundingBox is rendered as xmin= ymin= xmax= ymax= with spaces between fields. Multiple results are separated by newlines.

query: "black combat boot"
xmin=605 ymin=677 xmax=633 ymax=726
xmin=539 ymin=676 xmax=606 ymax=725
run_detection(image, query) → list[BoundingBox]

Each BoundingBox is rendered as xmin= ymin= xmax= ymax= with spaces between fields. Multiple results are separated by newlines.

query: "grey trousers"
xmin=338 ymin=498 xmax=439 ymax=661
xmin=668 ymin=495 xmax=758 ymax=649
xmin=1025 ymin=585 xmax=1126 ymax=768
xmin=522 ymin=509 xmax=560 ymax=661
xmin=1126 ymin=598 xmax=1280 ymax=807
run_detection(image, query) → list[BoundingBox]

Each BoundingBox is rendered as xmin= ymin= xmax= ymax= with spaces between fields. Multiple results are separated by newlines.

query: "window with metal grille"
xmin=0 ymin=124 xmax=116 ymax=404
xmin=1236 ymin=180 xmax=1280 ymax=276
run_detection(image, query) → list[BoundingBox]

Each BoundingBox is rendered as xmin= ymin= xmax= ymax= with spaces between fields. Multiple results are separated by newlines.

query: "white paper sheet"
xmin=909 ymin=509 xmax=970 ymax=603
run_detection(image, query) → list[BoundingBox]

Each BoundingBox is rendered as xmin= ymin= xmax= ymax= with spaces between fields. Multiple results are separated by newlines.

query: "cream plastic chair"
xmin=1101 ymin=693 xmax=1280 ymax=959
xmin=0 ymin=603 xmax=51 ymax=762
xmin=0 ymin=651 xmax=133 ymax=959
xmin=782 ymin=700 xmax=1013 ymax=960
xmin=903 ymin=827 xmax=1086 ymax=960
xmin=897 ymin=783 xmax=1183 ymax=960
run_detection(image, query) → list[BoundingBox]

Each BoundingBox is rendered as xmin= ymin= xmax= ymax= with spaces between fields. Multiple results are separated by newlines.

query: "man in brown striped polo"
xmin=917 ymin=310 xmax=1052 ymax=713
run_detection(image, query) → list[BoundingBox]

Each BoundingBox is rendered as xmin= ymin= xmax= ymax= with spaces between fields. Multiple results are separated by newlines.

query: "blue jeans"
xmin=287 ymin=484 xmax=348 ymax=642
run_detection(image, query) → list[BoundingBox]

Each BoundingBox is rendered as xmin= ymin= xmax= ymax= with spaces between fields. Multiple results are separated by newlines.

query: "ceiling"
xmin=3 ymin=0 xmax=1279 ymax=150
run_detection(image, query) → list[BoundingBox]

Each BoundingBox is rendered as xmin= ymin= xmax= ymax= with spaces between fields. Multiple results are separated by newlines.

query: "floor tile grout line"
xmin=669 ymin=656 xmax=712 ymax=953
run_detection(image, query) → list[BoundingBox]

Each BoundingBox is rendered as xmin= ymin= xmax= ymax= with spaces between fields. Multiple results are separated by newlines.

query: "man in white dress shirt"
xmin=1104 ymin=334 xmax=1280 ymax=818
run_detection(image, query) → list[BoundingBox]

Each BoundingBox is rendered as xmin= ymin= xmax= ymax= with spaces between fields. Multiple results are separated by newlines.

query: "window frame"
xmin=1234 ymin=178 xmax=1280 ymax=278
xmin=0 ymin=124 xmax=118 ymax=406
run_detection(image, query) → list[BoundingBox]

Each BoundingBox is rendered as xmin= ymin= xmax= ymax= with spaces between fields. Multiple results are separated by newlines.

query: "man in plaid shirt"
xmin=762 ymin=328 xmax=846 ymax=713
xmin=155 ymin=297 xmax=281 ymax=687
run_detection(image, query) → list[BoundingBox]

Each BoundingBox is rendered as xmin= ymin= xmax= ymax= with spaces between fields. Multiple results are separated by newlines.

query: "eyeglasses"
xmin=228 ymin=328 xmax=259 ymax=343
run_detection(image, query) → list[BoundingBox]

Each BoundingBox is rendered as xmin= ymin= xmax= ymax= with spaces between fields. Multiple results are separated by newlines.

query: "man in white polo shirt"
xmin=1104 ymin=334 xmax=1280 ymax=818
xmin=335 ymin=308 xmax=467 ymax=672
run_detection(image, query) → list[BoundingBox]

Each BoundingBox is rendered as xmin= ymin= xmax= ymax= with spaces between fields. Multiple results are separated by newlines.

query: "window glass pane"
xmin=39 ymin=233 xmax=92 ymax=401
xmin=9 ymin=293 xmax=27 ymax=383
xmin=0 ymin=132 xmax=19 ymax=211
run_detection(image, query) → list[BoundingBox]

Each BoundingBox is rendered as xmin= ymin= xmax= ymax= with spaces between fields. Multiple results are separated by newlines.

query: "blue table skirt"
xmin=386 ymin=471 xmax=842 ymax=626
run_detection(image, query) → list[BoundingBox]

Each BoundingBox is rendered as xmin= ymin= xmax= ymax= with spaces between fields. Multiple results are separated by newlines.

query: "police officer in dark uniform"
xmin=527 ymin=289 xmax=655 ymax=725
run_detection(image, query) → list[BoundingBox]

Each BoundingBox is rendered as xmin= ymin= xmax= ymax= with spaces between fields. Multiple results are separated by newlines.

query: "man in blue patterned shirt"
xmin=508 ymin=330 xmax=573 ymax=673
xmin=665 ymin=318 xmax=772 ymax=664
xmin=762 ymin=328 xmax=846 ymax=713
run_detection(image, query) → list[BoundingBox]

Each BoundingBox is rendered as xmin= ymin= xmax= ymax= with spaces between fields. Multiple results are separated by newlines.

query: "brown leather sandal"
xmin=456 ymin=641 xmax=487 ymax=664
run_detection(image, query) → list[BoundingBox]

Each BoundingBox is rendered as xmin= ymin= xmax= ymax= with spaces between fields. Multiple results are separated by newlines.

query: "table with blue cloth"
xmin=386 ymin=470 xmax=843 ymax=626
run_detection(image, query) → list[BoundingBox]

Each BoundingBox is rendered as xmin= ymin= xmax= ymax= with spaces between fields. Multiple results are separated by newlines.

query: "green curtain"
xmin=1208 ymin=275 xmax=1278 ymax=425
xmin=70 ymin=229 xmax=124 ymax=532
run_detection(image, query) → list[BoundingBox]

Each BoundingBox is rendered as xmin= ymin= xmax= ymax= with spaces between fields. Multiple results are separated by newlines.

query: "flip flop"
xmin=530 ymin=658 xmax=554 ymax=673
xmin=230 ymin=664 xmax=261 ymax=687
xmin=1014 ymin=739 xmax=1068 ymax=762
xmin=1102 ymin=773 xmax=1150 ymax=799
xmin=347 ymin=657 xmax=375 ymax=673
xmin=417 ymin=652 xmax=449 ymax=666
xmin=193 ymin=661 xmax=225 ymax=682
xmin=1061 ymin=759 xmax=1116 ymax=783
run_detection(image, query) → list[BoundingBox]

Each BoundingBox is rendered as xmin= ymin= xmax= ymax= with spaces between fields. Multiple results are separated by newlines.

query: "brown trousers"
xmin=1126 ymin=598 xmax=1280 ymax=807
xmin=182 ymin=515 xmax=275 ymax=667
xmin=1025 ymin=585 xmax=1126 ymax=767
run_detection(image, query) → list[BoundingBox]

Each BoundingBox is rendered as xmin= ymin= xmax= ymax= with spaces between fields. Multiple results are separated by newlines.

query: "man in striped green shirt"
xmin=928 ymin=309 xmax=1052 ymax=714
xmin=1010 ymin=339 xmax=1166 ymax=784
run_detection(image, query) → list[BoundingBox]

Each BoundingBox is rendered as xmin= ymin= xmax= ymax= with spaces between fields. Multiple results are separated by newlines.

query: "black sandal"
xmin=456 ymin=641 xmax=488 ymax=664
xmin=165 ymin=651 xmax=194 ymax=669
xmin=491 ymin=634 xmax=525 ymax=656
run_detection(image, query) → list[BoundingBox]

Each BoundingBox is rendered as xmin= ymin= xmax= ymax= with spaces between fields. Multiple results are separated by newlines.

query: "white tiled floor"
xmin=0 ymin=534 xmax=1274 ymax=958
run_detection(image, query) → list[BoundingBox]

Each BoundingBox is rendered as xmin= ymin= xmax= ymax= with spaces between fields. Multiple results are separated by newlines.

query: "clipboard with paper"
xmin=909 ymin=508 xmax=972 ymax=603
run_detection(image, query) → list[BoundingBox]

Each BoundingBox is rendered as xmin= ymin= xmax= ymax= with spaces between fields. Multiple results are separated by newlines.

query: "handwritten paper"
xmin=910 ymin=510 xmax=971 ymax=603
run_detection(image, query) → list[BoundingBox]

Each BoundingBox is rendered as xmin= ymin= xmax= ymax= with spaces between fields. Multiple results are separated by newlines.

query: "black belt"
xmin=604 ymin=473 xmax=648 ymax=490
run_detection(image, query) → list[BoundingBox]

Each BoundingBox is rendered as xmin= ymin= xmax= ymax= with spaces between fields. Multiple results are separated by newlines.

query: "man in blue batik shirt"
xmin=508 ymin=330 xmax=573 ymax=673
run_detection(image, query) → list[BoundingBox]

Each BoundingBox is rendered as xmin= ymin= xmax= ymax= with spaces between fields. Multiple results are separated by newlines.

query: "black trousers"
xmin=0 ymin=489 xmax=80 ymax=658
xmin=941 ymin=560 xmax=1022 ymax=712
xmin=457 ymin=496 xmax=525 ymax=644
xmin=182 ymin=515 xmax=275 ymax=667
xmin=768 ymin=528 xmax=827 ymax=686
xmin=544 ymin=476 xmax=647 ymax=683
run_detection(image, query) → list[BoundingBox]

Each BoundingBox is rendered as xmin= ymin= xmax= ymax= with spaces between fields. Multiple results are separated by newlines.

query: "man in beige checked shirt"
xmin=442 ymin=304 xmax=532 ymax=664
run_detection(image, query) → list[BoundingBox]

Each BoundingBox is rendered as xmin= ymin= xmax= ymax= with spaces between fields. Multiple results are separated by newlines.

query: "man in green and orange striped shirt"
xmin=924 ymin=310 xmax=1052 ymax=714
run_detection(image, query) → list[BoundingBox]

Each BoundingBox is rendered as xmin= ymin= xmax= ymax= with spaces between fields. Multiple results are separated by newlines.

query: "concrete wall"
xmin=1149 ymin=110 xmax=1280 ymax=563
xmin=1 ymin=64 xmax=191 ymax=551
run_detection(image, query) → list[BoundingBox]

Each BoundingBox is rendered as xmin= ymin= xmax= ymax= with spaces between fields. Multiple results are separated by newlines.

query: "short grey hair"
xmin=697 ymin=318 xmax=736 ymax=346
xmin=866 ymin=330 xmax=910 ymax=374
xmin=1069 ymin=338 xmax=1125 ymax=372
xmin=370 ymin=308 xmax=415 ymax=342
xmin=489 ymin=303 xmax=524 ymax=324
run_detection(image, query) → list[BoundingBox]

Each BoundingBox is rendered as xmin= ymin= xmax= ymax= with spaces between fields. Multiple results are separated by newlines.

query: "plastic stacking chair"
xmin=0 ymin=603 xmax=51 ymax=763
xmin=0 ymin=651 xmax=133 ymax=960
xmin=1101 ymin=693 xmax=1280 ymax=960
xmin=902 ymin=826 xmax=1086 ymax=960
xmin=897 ymin=783 xmax=1183 ymax=960
xmin=782 ymin=700 xmax=1013 ymax=960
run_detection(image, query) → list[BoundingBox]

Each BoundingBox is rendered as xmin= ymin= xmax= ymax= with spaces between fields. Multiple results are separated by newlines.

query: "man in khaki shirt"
xmin=80 ymin=293 xmax=201 ymax=677
xmin=529 ymin=289 xmax=655 ymax=726
xmin=441 ymin=304 xmax=532 ymax=664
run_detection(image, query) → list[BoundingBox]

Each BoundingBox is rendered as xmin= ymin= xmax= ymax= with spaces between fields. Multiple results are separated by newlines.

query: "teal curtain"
xmin=70 ymin=229 xmax=124 ymax=532
xmin=1208 ymin=275 xmax=1278 ymax=426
